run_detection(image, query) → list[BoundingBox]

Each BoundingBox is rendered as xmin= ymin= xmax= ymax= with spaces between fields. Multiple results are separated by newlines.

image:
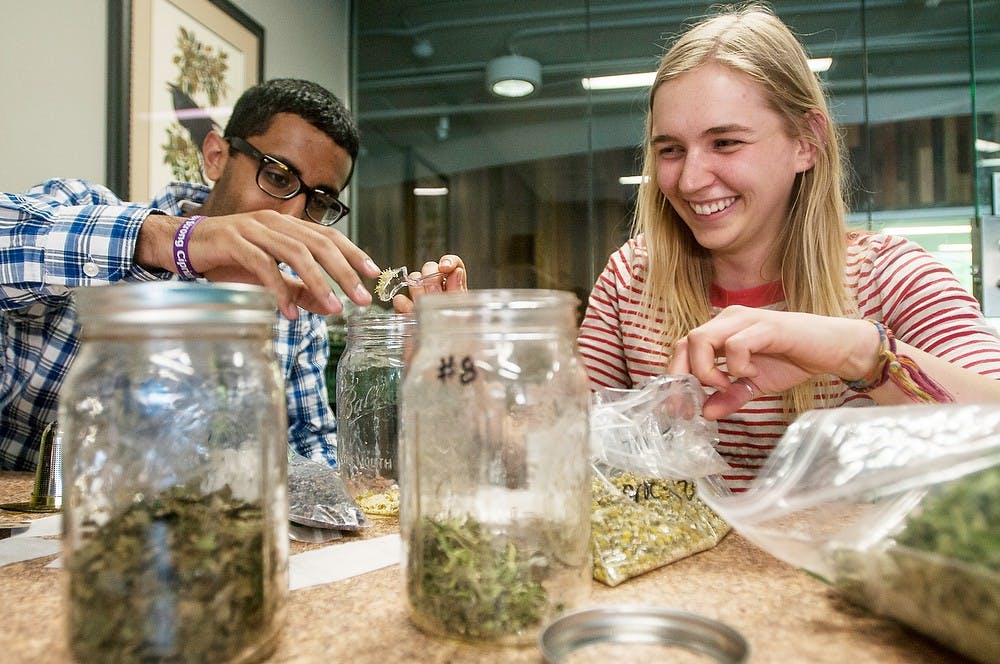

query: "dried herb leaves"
xmin=406 ymin=515 xmax=549 ymax=639
xmin=833 ymin=466 xmax=1000 ymax=664
xmin=67 ymin=485 xmax=278 ymax=663
xmin=590 ymin=470 xmax=730 ymax=586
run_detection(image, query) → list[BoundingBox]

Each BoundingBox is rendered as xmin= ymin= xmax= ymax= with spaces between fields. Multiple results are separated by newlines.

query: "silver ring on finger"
xmin=735 ymin=377 xmax=758 ymax=400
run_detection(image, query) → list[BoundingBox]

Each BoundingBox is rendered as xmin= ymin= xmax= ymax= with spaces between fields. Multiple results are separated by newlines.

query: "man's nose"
xmin=274 ymin=192 xmax=309 ymax=220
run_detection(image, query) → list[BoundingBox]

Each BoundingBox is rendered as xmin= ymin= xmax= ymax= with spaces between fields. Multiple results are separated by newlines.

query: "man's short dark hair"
xmin=224 ymin=78 xmax=360 ymax=183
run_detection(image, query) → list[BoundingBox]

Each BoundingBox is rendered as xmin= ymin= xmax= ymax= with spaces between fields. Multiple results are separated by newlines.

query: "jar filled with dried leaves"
xmin=335 ymin=310 xmax=415 ymax=514
xmin=60 ymin=282 xmax=288 ymax=664
xmin=400 ymin=290 xmax=592 ymax=645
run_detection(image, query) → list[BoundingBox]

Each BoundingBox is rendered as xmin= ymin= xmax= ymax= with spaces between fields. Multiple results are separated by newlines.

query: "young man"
xmin=0 ymin=78 xmax=466 ymax=470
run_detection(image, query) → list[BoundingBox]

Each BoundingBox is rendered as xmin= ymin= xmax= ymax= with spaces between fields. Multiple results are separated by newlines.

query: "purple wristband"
xmin=173 ymin=215 xmax=204 ymax=280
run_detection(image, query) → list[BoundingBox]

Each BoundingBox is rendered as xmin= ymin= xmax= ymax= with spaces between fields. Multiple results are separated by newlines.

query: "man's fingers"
xmin=444 ymin=266 xmax=466 ymax=292
xmin=198 ymin=213 xmax=373 ymax=312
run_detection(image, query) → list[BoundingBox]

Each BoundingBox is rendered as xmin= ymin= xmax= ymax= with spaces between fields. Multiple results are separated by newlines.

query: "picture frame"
xmin=107 ymin=0 xmax=264 ymax=201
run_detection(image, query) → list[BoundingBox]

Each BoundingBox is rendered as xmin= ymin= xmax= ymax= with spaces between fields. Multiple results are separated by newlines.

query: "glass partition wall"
xmin=351 ymin=1 xmax=1000 ymax=318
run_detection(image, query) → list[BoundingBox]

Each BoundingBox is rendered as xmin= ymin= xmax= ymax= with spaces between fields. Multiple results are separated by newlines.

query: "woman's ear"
xmin=793 ymin=109 xmax=827 ymax=173
xmin=200 ymin=131 xmax=229 ymax=182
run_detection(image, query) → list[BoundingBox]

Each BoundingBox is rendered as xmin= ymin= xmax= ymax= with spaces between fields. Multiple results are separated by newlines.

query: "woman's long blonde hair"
xmin=635 ymin=2 xmax=853 ymax=414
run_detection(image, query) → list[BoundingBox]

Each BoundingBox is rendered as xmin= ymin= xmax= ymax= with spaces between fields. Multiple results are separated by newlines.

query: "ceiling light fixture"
xmin=413 ymin=187 xmax=449 ymax=196
xmin=977 ymin=138 xmax=1000 ymax=153
xmin=808 ymin=57 xmax=833 ymax=73
xmin=487 ymin=55 xmax=541 ymax=98
xmin=583 ymin=72 xmax=655 ymax=91
xmin=618 ymin=175 xmax=649 ymax=185
xmin=881 ymin=224 xmax=971 ymax=236
xmin=582 ymin=58 xmax=834 ymax=90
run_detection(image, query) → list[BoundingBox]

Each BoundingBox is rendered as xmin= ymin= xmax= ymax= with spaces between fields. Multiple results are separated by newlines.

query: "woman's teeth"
xmin=691 ymin=197 xmax=736 ymax=215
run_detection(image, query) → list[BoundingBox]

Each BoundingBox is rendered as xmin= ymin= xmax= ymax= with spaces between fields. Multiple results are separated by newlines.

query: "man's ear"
xmin=201 ymin=131 xmax=229 ymax=182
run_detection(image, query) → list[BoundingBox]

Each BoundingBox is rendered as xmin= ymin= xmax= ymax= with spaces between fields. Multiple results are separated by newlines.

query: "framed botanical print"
xmin=107 ymin=0 xmax=264 ymax=201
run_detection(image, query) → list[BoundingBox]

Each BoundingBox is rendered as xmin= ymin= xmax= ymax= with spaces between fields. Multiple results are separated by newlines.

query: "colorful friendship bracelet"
xmin=173 ymin=215 xmax=205 ymax=280
xmin=842 ymin=319 xmax=954 ymax=403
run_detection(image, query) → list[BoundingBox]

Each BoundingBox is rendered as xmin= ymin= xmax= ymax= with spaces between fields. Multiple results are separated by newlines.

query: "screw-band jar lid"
xmin=539 ymin=605 xmax=749 ymax=663
xmin=73 ymin=281 xmax=276 ymax=327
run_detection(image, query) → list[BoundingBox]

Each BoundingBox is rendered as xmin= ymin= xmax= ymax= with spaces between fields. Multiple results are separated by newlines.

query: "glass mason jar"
xmin=60 ymin=282 xmax=288 ymax=664
xmin=336 ymin=310 xmax=415 ymax=514
xmin=400 ymin=289 xmax=592 ymax=645
xmin=323 ymin=311 xmax=348 ymax=415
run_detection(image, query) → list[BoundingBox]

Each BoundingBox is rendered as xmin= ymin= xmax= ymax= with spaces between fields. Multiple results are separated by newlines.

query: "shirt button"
xmin=83 ymin=262 xmax=100 ymax=277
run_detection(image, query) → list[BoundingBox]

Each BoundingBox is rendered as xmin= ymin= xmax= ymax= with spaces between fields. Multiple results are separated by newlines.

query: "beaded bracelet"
xmin=173 ymin=215 xmax=205 ymax=280
xmin=842 ymin=320 xmax=954 ymax=403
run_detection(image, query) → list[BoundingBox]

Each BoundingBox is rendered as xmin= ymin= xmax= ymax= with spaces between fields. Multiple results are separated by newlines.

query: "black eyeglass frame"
xmin=225 ymin=135 xmax=349 ymax=226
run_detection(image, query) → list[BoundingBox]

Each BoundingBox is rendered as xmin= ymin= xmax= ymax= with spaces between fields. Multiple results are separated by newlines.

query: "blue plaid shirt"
xmin=0 ymin=178 xmax=337 ymax=470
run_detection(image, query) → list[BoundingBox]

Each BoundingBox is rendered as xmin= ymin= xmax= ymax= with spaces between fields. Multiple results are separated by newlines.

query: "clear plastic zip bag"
xmin=697 ymin=404 xmax=1000 ymax=664
xmin=590 ymin=375 xmax=732 ymax=586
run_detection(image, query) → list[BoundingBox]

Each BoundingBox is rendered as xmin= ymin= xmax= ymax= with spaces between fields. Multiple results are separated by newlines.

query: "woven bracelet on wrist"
xmin=173 ymin=215 xmax=204 ymax=280
xmin=842 ymin=320 xmax=954 ymax=403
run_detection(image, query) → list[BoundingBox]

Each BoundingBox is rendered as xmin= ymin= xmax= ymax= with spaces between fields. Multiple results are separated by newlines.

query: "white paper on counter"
xmin=289 ymin=533 xmax=400 ymax=590
xmin=0 ymin=514 xmax=63 ymax=568
xmin=0 ymin=536 xmax=62 ymax=568
xmin=12 ymin=514 xmax=61 ymax=538
xmin=6 ymin=519 xmax=402 ymax=584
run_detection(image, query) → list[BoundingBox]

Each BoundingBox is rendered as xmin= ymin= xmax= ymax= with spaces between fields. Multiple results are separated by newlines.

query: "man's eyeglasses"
xmin=225 ymin=136 xmax=349 ymax=226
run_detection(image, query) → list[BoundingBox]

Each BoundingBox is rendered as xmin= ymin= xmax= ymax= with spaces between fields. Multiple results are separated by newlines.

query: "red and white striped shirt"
xmin=578 ymin=232 xmax=1000 ymax=491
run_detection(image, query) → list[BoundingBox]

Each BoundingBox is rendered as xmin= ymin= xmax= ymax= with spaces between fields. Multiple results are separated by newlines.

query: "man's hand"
xmin=136 ymin=212 xmax=381 ymax=319
xmin=391 ymin=255 xmax=468 ymax=313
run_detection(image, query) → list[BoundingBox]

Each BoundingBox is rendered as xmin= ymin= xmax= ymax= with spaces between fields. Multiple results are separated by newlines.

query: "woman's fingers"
xmin=702 ymin=378 xmax=758 ymax=419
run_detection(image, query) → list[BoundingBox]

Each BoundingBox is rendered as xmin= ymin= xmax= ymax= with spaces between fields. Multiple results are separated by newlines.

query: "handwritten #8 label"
xmin=437 ymin=355 xmax=477 ymax=384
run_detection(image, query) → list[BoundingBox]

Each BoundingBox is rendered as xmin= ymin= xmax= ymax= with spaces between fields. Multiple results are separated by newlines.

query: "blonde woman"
xmin=578 ymin=3 xmax=1000 ymax=491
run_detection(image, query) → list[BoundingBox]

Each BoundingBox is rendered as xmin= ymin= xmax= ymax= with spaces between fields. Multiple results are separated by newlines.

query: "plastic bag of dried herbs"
xmin=287 ymin=450 xmax=369 ymax=539
xmin=698 ymin=404 xmax=1000 ymax=664
xmin=589 ymin=375 xmax=733 ymax=586
xmin=590 ymin=466 xmax=731 ymax=586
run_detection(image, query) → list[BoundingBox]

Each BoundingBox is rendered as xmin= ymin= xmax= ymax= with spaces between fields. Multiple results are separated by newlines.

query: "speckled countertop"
xmin=0 ymin=472 xmax=968 ymax=664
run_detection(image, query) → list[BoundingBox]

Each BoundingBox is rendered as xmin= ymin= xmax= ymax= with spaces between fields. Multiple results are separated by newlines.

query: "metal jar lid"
xmin=539 ymin=605 xmax=749 ymax=663
xmin=73 ymin=281 xmax=277 ymax=328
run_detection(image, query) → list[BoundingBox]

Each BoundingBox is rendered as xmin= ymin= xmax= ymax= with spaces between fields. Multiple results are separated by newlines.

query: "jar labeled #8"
xmin=60 ymin=282 xmax=288 ymax=664
xmin=399 ymin=289 xmax=592 ymax=645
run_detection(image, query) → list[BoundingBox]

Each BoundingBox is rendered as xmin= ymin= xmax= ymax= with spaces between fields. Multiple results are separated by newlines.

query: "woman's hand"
xmin=391 ymin=254 xmax=467 ymax=313
xmin=667 ymin=306 xmax=880 ymax=419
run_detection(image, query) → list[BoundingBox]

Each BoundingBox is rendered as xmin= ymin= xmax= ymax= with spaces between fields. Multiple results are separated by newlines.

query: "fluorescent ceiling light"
xmin=883 ymin=224 xmax=970 ymax=236
xmin=977 ymin=138 xmax=1000 ymax=153
xmin=583 ymin=72 xmax=656 ymax=90
xmin=618 ymin=175 xmax=649 ymax=185
xmin=583 ymin=58 xmax=832 ymax=90
xmin=808 ymin=57 xmax=833 ymax=73
xmin=413 ymin=187 xmax=449 ymax=196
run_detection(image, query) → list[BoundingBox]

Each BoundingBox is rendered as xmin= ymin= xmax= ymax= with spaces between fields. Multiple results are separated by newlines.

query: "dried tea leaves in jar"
xmin=406 ymin=515 xmax=550 ymax=639
xmin=67 ymin=485 xmax=274 ymax=663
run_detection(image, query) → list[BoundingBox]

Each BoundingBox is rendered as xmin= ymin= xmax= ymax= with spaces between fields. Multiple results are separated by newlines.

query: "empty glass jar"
xmin=336 ymin=310 xmax=415 ymax=515
xmin=60 ymin=282 xmax=288 ymax=664
xmin=399 ymin=289 xmax=592 ymax=645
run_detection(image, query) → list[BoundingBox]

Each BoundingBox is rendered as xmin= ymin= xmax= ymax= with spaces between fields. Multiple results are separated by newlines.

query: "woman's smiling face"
xmin=650 ymin=61 xmax=816 ymax=266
